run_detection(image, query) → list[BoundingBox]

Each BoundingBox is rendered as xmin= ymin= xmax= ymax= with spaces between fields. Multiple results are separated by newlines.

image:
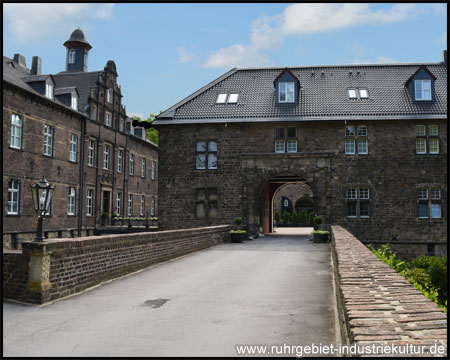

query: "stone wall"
xmin=2 ymin=225 xmax=231 ymax=304
xmin=331 ymin=225 xmax=447 ymax=356
xmin=157 ymin=120 xmax=447 ymax=257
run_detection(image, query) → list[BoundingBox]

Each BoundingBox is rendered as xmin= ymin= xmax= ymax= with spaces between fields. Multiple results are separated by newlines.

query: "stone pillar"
xmin=22 ymin=242 xmax=52 ymax=303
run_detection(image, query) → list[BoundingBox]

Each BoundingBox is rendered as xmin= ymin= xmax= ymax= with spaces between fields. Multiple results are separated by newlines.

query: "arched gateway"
xmin=260 ymin=176 xmax=316 ymax=234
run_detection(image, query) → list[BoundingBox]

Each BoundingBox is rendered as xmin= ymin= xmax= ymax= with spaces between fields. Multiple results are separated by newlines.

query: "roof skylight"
xmin=227 ymin=93 xmax=239 ymax=103
xmin=216 ymin=93 xmax=227 ymax=103
xmin=216 ymin=93 xmax=239 ymax=104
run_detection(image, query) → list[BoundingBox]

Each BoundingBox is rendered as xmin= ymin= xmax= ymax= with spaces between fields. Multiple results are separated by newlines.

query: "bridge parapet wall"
xmin=331 ymin=225 xmax=447 ymax=357
xmin=3 ymin=225 xmax=231 ymax=305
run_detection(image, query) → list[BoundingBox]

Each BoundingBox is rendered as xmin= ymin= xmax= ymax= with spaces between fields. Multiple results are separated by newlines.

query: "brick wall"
xmin=331 ymin=225 xmax=447 ymax=356
xmin=2 ymin=225 xmax=231 ymax=304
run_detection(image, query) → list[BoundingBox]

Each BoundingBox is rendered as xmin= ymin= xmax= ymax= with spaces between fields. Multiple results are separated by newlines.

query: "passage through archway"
xmin=260 ymin=178 xmax=315 ymax=234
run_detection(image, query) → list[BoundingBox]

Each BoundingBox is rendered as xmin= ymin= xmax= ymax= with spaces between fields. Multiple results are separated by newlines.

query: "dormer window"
xmin=46 ymin=83 xmax=53 ymax=100
xmin=68 ymin=49 xmax=76 ymax=64
xmin=415 ymin=80 xmax=431 ymax=101
xmin=274 ymin=68 xmax=299 ymax=105
xmin=71 ymin=95 xmax=78 ymax=110
xmin=279 ymin=82 xmax=295 ymax=103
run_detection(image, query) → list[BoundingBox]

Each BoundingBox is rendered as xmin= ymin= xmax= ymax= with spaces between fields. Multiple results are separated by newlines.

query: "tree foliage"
xmin=132 ymin=112 xmax=161 ymax=145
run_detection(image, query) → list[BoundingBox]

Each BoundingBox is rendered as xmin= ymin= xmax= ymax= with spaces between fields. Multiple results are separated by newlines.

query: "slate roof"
xmin=53 ymin=71 xmax=101 ymax=112
xmin=154 ymin=62 xmax=447 ymax=125
xmin=3 ymin=56 xmax=82 ymax=116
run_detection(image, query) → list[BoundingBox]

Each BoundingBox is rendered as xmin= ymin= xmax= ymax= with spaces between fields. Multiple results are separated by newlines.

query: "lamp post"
xmin=31 ymin=176 xmax=55 ymax=242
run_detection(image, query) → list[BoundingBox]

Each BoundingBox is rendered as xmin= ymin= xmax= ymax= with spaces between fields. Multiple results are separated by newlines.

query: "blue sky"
xmin=3 ymin=3 xmax=447 ymax=119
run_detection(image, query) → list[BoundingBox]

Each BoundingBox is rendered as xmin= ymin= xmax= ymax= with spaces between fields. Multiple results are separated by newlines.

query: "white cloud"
xmin=128 ymin=112 xmax=145 ymax=120
xmin=351 ymin=56 xmax=399 ymax=65
xmin=3 ymin=3 xmax=114 ymax=43
xmin=177 ymin=47 xmax=195 ymax=64
xmin=204 ymin=3 xmax=418 ymax=69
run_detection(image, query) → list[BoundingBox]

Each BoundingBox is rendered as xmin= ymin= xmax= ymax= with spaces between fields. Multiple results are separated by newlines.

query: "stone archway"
xmin=260 ymin=178 xmax=314 ymax=234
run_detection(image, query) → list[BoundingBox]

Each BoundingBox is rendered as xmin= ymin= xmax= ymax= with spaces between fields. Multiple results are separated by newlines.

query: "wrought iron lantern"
xmin=31 ymin=176 xmax=55 ymax=242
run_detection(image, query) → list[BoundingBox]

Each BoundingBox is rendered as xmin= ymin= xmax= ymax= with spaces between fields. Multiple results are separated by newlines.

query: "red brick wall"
xmin=3 ymin=225 xmax=231 ymax=304
xmin=331 ymin=226 xmax=447 ymax=356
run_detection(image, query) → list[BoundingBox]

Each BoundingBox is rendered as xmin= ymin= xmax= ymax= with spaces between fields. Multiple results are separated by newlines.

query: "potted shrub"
xmin=311 ymin=230 xmax=330 ymax=243
xmin=230 ymin=230 xmax=247 ymax=243
xmin=292 ymin=210 xmax=299 ymax=225
xmin=313 ymin=216 xmax=322 ymax=230
xmin=282 ymin=210 xmax=291 ymax=225
xmin=274 ymin=211 xmax=281 ymax=226
xmin=234 ymin=217 xmax=243 ymax=226
xmin=308 ymin=212 xmax=315 ymax=226
xmin=111 ymin=212 xmax=118 ymax=225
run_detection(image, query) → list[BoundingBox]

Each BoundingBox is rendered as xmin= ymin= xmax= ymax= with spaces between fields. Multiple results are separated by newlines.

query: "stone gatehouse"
xmin=153 ymin=52 xmax=447 ymax=259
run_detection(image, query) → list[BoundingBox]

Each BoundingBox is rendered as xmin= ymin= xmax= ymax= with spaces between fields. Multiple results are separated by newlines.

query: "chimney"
xmin=13 ymin=53 xmax=27 ymax=68
xmin=31 ymin=56 xmax=42 ymax=75
xmin=442 ymin=50 xmax=447 ymax=67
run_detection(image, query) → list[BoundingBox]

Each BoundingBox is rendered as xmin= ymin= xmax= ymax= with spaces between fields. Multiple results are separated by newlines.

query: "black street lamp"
xmin=31 ymin=176 xmax=55 ymax=242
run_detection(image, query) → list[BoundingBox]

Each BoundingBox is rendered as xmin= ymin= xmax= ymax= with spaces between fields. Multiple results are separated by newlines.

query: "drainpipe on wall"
xmin=78 ymin=104 xmax=90 ymax=236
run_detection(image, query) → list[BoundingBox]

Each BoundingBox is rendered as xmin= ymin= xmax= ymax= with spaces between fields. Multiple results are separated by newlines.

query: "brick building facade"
xmin=153 ymin=52 xmax=447 ymax=259
xmin=3 ymin=29 xmax=158 ymax=249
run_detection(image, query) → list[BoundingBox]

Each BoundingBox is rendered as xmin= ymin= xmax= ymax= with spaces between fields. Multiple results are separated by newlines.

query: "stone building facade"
xmin=3 ymin=29 xmax=158 ymax=250
xmin=153 ymin=53 xmax=447 ymax=259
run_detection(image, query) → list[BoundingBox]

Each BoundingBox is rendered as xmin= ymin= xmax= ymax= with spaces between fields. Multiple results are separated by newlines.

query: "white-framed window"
xmin=105 ymin=112 xmax=112 ymax=127
xmin=278 ymin=82 xmax=295 ymax=103
xmin=429 ymin=125 xmax=438 ymax=136
xmin=69 ymin=134 xmax=78 ymax=162
xmin=417 ymin=186 xmax=442 ymax=219
xmin=348 ymin=89 xmax=357 ymax=99
xmin=86 ymin=189 xmax=93 ymax=216
xmin=415 ymin=79 xmax=431 ymax=101
xmin=360 ymin=188 xmax=369 ymax=200
xmin=345 ymin=126 xmax=355 ymax=136
xmin=68 ymin=187 xmax=76 ymax=215
xmin=151 ymin=196 xmax=155 ymax=216
xmin=429 ymin=138 xmax=439 ymax=154
xmin=275 ymin=140 xmax=285 ymax=153
xmin=357 ymin=139 xmax=368 ymax=154
xmin=345 ymin=139 xmax=355 ymax=154
xmin=8 ymin=180 xmax=20 ymax=215
xmin=345 ymin=125 xmax=367 ymax=155
xmin=68 ymin=49 xmax=76 ymax=64
xmin=129 ymin=154 xmax=134 ymax=175
xmin=347 ymin=188 xmax=357 ymax=200
xmin=357 ymin=126 xmax=367 ymax=136
xmin=116 ymin=191 xmax=122 ymax=216
xmin=141 ymin=158 xmax=146 ymax=178
xmin=84 ymin=54 xmax=87 ymax=67
xmin=431 ymin=188 xmax=441 ymax=200
xmin=71 ymin=96 xmax=78 ymax=110
xmin=416 ymin=138 xmax=426 ymax=154
xmin=117 ymin=148 xmax=124 ymax=173
xmin=91 ymin=105 xmax=97 ymax=120
xmin=284 ymin=199 xmax=289 ymax=207
xmin=348 ymin=88 xmax=369 ymax=99
xmin=88 ymin=140 xmax=95 ymax=166
xmin=46 ymin=83 xmax=53 ymax=99
xmin=431 ymin=204 xmax=441 ymax=219
xmin=103 ymin=144 xmax=111 ymax=170
xmin=10 ymin=114 xmax=23 ymax=149
xmin=128 ymin=194 xmax=133 ymax=216
xmin=196 ymin=141 xmax=217 ymax=170
xmin=107 ymin=89 xmax=113 ymax=103
xmin=140 ymin=195 xmax=145 ymax=216
xmin=418 ymin=188 xmax=428 ymax=200
xmin=152 ymin=161 xmax=156 ymax=180
xmin=415 ymin=125 xmax=426 ymax=136
xmin=44 ymin=125 xmax=54 ymax=156
xmin=359 ymin=89 xmax=369 ymax=98
xmin=287 ymin=140 xmax=297 ymax=153
xmin=119 ymin=119 xmax=124 ymax=132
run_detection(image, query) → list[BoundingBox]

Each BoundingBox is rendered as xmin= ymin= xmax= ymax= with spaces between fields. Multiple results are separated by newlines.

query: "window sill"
xmin=6 ymin=213 xmax=20 ymax=216
xmin=9 ymin=147 xmax=23 ymax=151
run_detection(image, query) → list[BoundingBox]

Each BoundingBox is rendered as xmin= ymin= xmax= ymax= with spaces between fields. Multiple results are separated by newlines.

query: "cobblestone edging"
xmin=3 ymin=225 xmax=231 ymax=305
xmin=331 ymin=226 xmax=447 ymax=357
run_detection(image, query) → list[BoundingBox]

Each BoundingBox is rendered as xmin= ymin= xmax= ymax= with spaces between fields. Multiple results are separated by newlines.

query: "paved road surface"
xmin=3 ymin=229 xmax=337 ymax=357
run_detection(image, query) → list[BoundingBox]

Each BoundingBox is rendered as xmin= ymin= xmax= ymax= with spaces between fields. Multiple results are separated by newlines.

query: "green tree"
xmin=282 ymin=210 xmax=291 ymax=224
xmin=274 ymin=211 xmax=280 ymax=223
xmin=299 ymin=209 xmax=307 ymax=224
xmin=132 ymin=112 xmax=161 ymax=145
